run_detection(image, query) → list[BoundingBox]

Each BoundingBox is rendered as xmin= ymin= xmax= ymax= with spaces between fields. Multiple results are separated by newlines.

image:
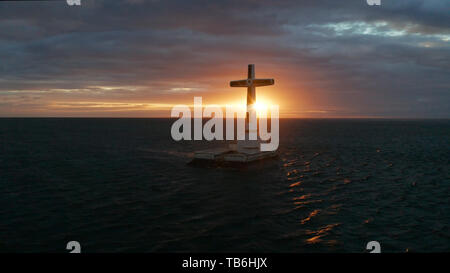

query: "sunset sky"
xmin=0 ymin=0 xmax=449 ymax=118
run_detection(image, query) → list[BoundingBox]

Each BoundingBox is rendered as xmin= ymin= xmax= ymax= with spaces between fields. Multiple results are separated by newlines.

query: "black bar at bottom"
xmin=0 ymin=253 xmax=447 ymax=272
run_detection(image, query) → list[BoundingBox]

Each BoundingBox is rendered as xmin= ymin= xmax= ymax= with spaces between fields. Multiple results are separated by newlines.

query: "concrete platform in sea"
xmin=193 ymin=146 xmax=277 ymax=163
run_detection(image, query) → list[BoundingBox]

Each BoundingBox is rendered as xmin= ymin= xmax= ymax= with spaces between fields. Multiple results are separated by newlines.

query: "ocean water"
xmin=0 ymin=118 xmax=449 ymax=253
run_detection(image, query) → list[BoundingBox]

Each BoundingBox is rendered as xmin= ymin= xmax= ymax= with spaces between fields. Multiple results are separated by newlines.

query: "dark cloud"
xmin=0 ymin=0 xmax=449 ymax=117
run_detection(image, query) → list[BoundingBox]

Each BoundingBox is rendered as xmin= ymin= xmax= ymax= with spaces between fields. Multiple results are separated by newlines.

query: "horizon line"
xmin=0 ymin=116 xmax=449 ymax=120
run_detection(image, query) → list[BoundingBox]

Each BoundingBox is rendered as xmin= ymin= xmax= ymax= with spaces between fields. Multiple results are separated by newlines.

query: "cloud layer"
xmin=0 ymin=0 xmax=449 ymax=117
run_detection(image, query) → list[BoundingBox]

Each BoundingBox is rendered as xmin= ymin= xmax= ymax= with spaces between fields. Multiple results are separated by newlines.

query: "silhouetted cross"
xmin=230 ymin=64 xmax=274 ymax=108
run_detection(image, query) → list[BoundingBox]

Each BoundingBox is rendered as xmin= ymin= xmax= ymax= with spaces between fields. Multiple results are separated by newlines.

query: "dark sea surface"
xmin=0 ymin=118 xmax=449 ymax=253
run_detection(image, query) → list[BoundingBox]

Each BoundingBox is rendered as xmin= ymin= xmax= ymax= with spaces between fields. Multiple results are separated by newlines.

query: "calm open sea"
xmin=0 ymin=118 xmax=449 ymax=252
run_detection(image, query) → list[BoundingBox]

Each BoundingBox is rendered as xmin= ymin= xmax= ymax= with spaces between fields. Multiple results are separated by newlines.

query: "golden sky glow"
xmin=1 ymin=1 xmax=449 ymax=118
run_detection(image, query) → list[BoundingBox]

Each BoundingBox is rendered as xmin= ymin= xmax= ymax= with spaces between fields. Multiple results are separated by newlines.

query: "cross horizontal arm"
xmin=230 ymin=79 xmax=249 ymax=87
xmin=253 ymin=79 xmax=274 ymax=87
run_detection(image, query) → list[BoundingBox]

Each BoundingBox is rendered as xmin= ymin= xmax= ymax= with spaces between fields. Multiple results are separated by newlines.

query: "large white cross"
xmin=229 ymin=64 xmax=274 ymax=151
xmin=230 ymin=64 xmax=274 ymax=108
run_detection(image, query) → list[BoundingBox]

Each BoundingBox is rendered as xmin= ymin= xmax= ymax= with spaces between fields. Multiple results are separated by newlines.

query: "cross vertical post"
xmin=230 ymin=64 xmax=274 ymax=152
